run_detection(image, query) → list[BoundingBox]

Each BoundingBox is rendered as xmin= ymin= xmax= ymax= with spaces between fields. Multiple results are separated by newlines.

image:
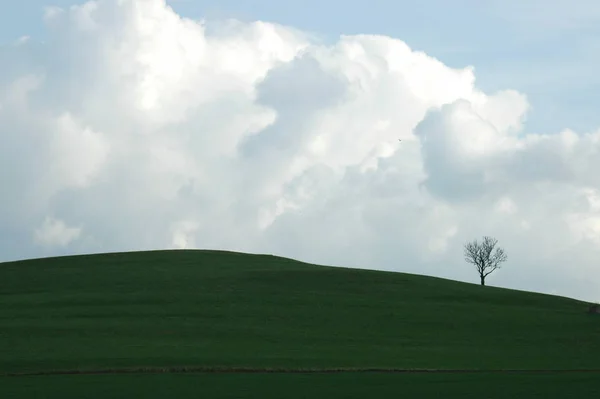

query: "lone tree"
xmin=464 ymin=236 xmax=507 ymax=286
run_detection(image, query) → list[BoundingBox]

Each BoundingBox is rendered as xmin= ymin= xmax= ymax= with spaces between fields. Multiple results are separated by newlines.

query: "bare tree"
xmin=464 ymin=236 xmax=507 ymax=286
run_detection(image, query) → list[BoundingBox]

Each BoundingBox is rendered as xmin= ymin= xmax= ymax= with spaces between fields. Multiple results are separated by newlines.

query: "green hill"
xmin=1 ymin=249 xmax=598 ymax=376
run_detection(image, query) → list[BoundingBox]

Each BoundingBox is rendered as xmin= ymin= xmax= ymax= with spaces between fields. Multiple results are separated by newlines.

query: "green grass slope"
xmin=1 ymin=250 xmax=598 ymax=374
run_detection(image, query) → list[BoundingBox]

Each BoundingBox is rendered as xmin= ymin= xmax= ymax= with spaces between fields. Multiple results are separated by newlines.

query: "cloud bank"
xmin=1 ymin=0 xmax=599 ymax=303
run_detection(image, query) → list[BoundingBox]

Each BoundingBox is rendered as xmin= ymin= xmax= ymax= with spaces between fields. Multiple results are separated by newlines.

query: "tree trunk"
xmin=480 ymin=275 xmax=485 ymax=286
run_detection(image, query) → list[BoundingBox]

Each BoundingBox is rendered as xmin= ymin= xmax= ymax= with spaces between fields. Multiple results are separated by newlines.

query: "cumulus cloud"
xmin=1 ymin=0 xmax=599 ymax=303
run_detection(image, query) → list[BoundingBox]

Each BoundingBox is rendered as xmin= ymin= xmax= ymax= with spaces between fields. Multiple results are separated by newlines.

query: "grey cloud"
xmin=414 ymin=101 xmax=492 ymax=202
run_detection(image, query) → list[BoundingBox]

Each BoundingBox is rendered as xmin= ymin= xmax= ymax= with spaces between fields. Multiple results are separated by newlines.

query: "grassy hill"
xmin=1 ymin=249 xmax=598 ymax=374
xmin=1 ymin=249 xmax=599 ymax=398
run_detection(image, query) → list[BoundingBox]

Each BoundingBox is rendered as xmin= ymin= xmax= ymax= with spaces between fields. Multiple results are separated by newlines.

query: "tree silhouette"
xmin=464 ymin=236 xmax=507 ymax=286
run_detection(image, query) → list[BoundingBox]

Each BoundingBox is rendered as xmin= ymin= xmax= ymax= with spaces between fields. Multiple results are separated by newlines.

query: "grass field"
xmin=3 ymin=372 xmax=600 ymax=399
xmin=1 ymin=249 xmax=599 ymax=397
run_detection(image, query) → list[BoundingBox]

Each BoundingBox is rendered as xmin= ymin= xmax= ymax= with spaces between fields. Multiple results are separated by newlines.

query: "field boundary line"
xmin=4 ymin=367 xmax=600 ymax=377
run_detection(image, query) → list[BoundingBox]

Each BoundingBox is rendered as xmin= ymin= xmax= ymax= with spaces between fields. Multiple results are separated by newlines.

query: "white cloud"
xmin=1 ymin=0 xmax=599 ymax=303
xmin=43 ymin=6 xmax=65 ymax=23
xmin=170 ymin=220 xmax=199 ymax=249
xmin=34 ymin=217 xmax=82 ymax=247
xmin=14 ymin=36 xmax=30 ymax=46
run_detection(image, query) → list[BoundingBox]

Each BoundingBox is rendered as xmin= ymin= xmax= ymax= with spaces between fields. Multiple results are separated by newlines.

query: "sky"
xmin=1 ymin=0 xmax=599 ymax=303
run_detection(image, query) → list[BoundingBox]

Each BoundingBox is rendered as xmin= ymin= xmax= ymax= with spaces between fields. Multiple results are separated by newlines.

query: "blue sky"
xmin=3 ymin=0 xmax=600 ymax=134
xmin=1 ymin=0 xmax=600 ymax=302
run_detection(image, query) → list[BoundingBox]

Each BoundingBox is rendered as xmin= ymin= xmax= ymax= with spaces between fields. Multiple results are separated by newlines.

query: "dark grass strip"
xmin=4 ymin=367 xmax=600 ymax=377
